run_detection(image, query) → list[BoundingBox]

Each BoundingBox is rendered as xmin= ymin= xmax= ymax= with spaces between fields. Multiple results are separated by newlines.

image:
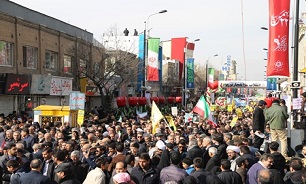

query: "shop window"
xmin=23 ymin=46 xmax=38 ymax=69
xmin=64 ymin=55 xmax=72 ymax=74
xmin=0 ymin=41 xmax=14 ymax=66
xmin=79 ymin=59 xmax=87 ymax=77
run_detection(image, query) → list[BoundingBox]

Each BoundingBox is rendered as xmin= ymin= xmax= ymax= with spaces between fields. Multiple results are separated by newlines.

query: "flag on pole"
xmin=151 ymin=101 xmax=164 ymax=134
xmin=147 ymin=38 xmax=160 ymax=81
xmin=193 ymin=95 xmax=210 ymax=119
xmin=117 ymin=116 xmax=122 ymax=122
xmin=165 ymin=116 xmax=176 ymax=131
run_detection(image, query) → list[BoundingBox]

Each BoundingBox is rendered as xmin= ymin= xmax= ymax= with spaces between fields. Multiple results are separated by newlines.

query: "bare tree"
xmin=72 ymin=26 xmax=139 ymax=107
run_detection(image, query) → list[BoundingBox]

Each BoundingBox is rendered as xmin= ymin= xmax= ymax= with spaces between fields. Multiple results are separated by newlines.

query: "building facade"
xmin=0 ymin=0 xmax=104 ymax=116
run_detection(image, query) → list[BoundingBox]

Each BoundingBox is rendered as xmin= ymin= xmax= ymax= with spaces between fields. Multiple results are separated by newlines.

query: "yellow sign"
xmin=227 ymin=105 xmax=233 ymax=112
xmin=77 ymin=110 xmax=85 ymax=126
xmin=230 ymin=117 xmax=238 ymax=127
xmin=210 ymin=105 xmax=216 ymax=112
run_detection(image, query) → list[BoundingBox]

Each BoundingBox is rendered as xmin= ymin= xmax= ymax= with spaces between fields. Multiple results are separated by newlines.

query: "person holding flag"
xmin=193 ymin=95 xmax=218 ymax=128
xmin=151 ymin=101 xmax=164 ymax=134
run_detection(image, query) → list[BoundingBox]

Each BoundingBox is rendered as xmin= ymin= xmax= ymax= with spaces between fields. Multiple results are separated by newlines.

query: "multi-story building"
xmin=0 ymin=0 xmax=105 ymax=115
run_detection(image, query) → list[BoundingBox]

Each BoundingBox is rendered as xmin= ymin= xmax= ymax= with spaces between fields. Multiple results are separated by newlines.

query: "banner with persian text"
xmin=267 ymin=0 xmax=290 ymax=77
xmin=186 ymin=58 xmax=194 ymax=89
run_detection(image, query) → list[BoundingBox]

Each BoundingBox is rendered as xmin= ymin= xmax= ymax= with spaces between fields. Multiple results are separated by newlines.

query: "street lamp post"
xmin=142 ymin=10 xmax=167 ymax=97
xmin=205 ymin=54 xmax=218 ymax=91
xmin=183 ymin=38 xmax=200 ymax=109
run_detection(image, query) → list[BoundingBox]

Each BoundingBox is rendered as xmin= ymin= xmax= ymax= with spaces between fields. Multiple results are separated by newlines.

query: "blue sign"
xmin=137 ymin=34 xmax=145 ymax=92
xmin=266 ymin=78 xmax=277 ymax=90
xmin=69 ymin=92 xmax=85 ymax=110
xmin=186 ymin=58 xmax=194 ymax=89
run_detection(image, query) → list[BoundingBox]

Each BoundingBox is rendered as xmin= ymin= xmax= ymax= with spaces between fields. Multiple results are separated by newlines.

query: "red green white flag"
xmin=192 ymin=95 xmax=210 ymax=119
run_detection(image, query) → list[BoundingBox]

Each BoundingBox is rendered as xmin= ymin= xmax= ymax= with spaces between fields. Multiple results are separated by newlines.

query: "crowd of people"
xmin=0 ymin=95 xmax=305 ymax=184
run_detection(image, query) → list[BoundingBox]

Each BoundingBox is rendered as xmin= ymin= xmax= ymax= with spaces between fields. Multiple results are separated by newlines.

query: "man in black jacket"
xmin=217 ymin=159 xmax=242 ymax=184
xmin=130 ymin=153 xmax=160 ymax=184
xmin=252 ymin=100 xmax=267 ymax=149
xmin=191 ymin=157 xmax=223 ymax=184
xmin=19 ymin=159 xmax=51 ymax=184
xmin=54 ymin=163 xmax=81 ymax=184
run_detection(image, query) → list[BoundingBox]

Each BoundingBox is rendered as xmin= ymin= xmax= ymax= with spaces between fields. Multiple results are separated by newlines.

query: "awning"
xmin=33 ymin=105 xmax=70 ymax=111
xmin=300 ymin=67 xmax=306 ymax=73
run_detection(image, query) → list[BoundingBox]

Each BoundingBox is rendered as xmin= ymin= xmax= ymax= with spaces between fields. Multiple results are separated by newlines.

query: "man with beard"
xmin=283 ymin=158 xmax=304 ymax=184
xmin=130 ymin=153 xmax=160 ymax=184
xmin=70 ymin=150 xmax=89 ymax=183
xmin=247 ymin=153 xmax=274 ymax=184
xmin=0 ymin=143 xmax=20 ymax=184
xmin=226 ymin=145 xmax=240 ymax=172
xmin=41 ymin=147 xmax=55 ymax=181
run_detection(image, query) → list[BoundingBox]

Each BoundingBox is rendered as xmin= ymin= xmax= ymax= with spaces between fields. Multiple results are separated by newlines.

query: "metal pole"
xmin=293 ymin=0 xmax=300 ymax=123
xmin=184 ymin=42 xmax=189 ymax=109
xmin=293 ymin=0 xmax=299 ymax=98
xmin=143 ymin=10 xmax=167 ymax=97
xmin=142 ymin=23 xmax=146 ymax=97
xmin=205 ymin=59 xmax=209 ymax=92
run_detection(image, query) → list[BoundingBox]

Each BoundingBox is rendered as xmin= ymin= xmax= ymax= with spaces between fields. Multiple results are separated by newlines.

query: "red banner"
xmin=267 ymin=0 xmax=290 ymax=77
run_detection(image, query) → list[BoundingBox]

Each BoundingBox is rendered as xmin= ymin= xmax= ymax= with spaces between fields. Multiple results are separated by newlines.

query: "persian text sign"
xmin=50 ymin=77 xmax=72 ymax=96
xmin=69 ymin=92 xmax=85 ymax=110
xmin=5 ymin=74 xmax=30 ymax=94
xmin=267 ymin=0 xmax=290 ymax=77
xmin=186 ymin=58 xmax=194 ymax=89
xmin=219 ymin=81 xmax=267 ymax=88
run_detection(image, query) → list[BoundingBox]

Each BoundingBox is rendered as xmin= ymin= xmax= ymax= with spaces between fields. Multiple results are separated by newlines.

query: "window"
xmin=63 ymin=55 xmax=72 ymax=74
xmin=45 ymin=50 xmax=58 ymax=71
xmin=79 ymin=59 xmax=87 ymax=77
xmin=0 ymin=41 xmax=14 ymax=66
xmin=23 ymin=46 xmax=38 ymax=69
xmin=93 ymin=62 xmax=100 ymax=74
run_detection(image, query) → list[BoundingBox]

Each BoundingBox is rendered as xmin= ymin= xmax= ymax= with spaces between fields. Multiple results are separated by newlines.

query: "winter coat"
xmin=265 ymin=103 xmax=289 ymax=129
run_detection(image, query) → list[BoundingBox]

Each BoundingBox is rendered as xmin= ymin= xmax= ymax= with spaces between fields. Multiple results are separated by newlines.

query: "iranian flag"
xmin=193 ymin=95 xmax=210 ymax=119
xmin=207 ymin=68 xmax=215 ymax=89
xmin=147 ymin=38 xmax=160 ymax=81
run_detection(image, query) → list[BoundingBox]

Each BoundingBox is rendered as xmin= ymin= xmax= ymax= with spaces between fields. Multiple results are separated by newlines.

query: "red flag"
xmin=267 ymin=0 xmax=290 ymax=77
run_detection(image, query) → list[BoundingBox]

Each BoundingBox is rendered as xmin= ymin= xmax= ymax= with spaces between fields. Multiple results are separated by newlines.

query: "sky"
xmin=10 ymin=0 xmax=306 ymax=81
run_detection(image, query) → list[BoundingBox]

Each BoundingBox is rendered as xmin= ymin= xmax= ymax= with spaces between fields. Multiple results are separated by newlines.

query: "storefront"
xmin=33 ymin=105 xmax=78 ymax=127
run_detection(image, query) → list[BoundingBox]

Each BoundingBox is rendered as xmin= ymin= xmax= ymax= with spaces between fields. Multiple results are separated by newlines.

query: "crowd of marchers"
xmin=1 ymin=95 xmax=306 ymax=184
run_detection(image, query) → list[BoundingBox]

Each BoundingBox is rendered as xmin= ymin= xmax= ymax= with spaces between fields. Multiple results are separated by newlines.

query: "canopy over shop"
xmin=33 ymin=105 xmax=79 ymax=127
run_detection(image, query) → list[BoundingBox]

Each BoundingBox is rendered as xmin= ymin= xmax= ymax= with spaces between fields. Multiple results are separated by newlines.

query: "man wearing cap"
xmin=54 ymin=162 xmax=81 ymax=184
xmin=18 ymin=159 xmax=51 ymax=184
xmin=253 ymin=100 xmax=267 ymax=149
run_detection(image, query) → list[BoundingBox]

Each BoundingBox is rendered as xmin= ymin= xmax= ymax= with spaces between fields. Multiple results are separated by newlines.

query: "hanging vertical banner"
xmin=207 ymin=68 xmax=215 ymax=88
xmin=147 ymin=38 xmax=160 ymax=81
xmin=267 ymin=0 xmax=290 ymax=77
xmin=137 ymin=33 xmax=145 ymax=92
xmin=266 ymin=78 xmax=277 ymax=90
xmin=186 ymin=58 xmax=194 ymax=89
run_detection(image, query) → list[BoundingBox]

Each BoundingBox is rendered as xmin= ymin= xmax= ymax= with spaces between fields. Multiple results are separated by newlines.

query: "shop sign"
xmin=5 ymin=74 xmax=30 ymax=94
